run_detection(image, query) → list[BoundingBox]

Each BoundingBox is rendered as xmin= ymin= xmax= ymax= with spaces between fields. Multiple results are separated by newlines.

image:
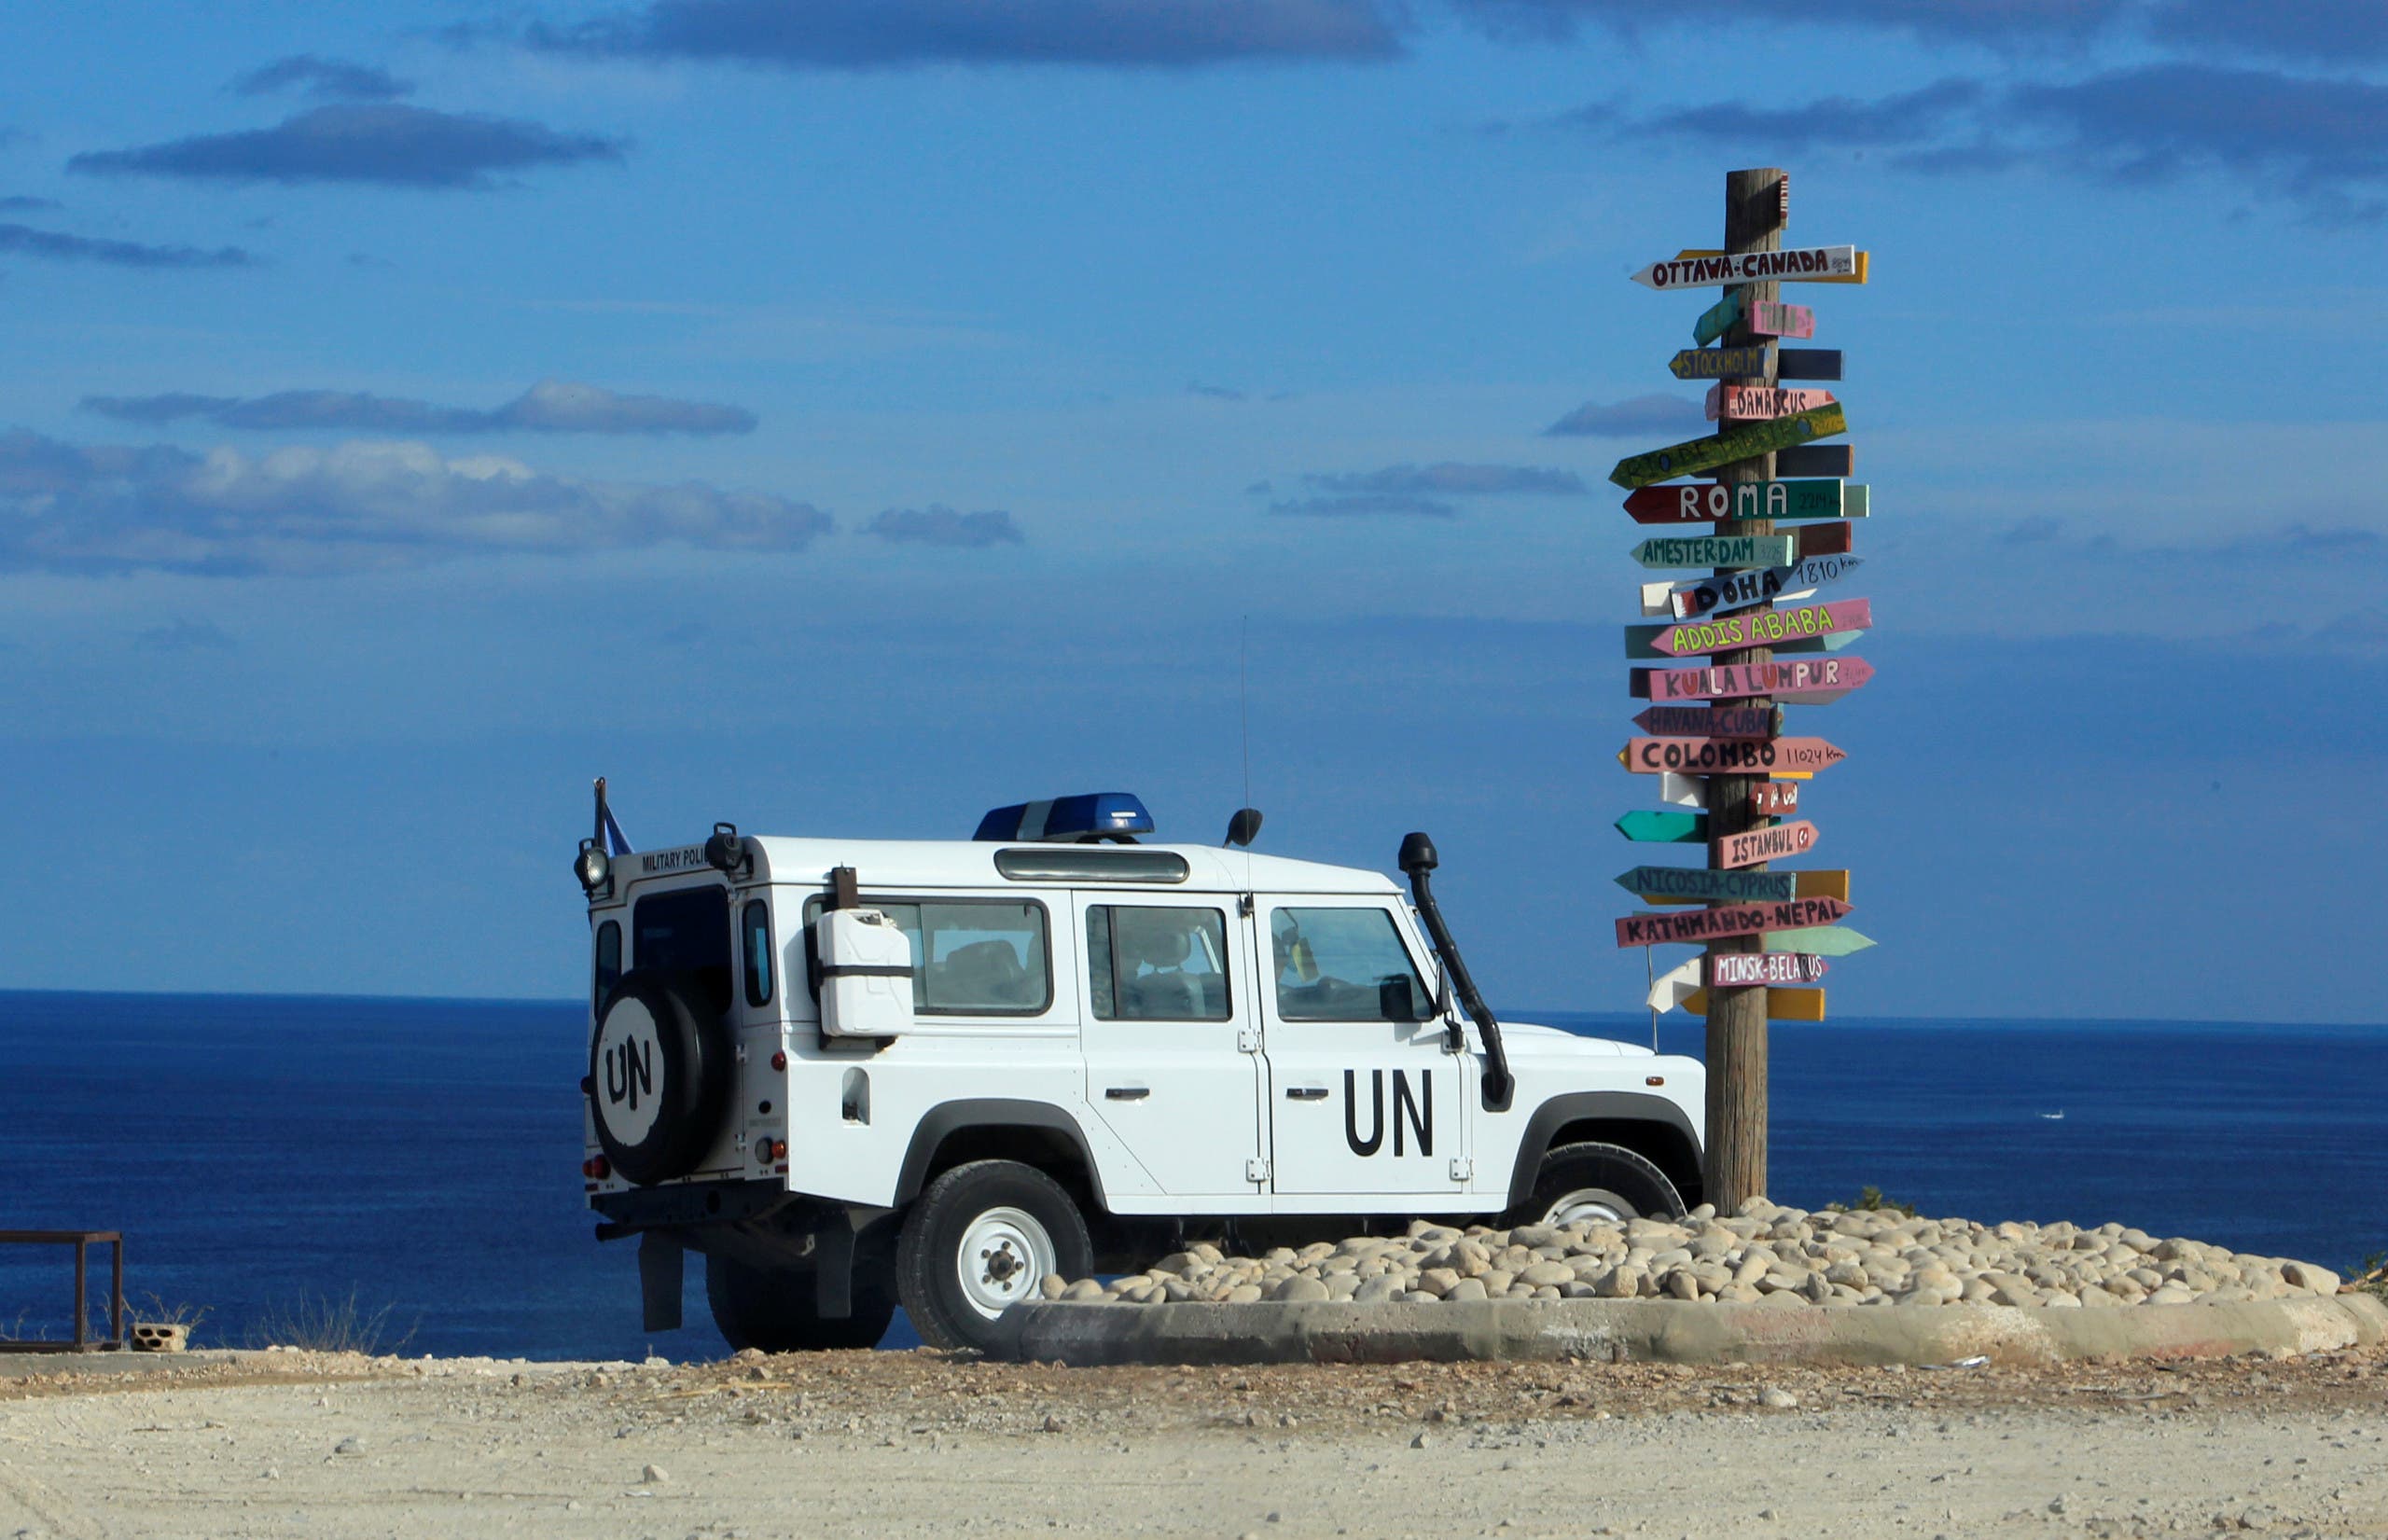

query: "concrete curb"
xmin=992 ymin=1293 xmax=2388 ymax=1368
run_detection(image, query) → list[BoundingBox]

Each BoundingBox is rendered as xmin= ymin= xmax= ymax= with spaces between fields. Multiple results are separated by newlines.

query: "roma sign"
xmin=1630 ymin=246 xmax=1861 ymax=290
xmin=1609 ymin=404 xmax=1848 ymax=490
xmin=1618 ymin=738 xmax=1847 ymax=775
xmin=1631 ymin=654 xmax=1875 ymax=704
xmin=1716 ymin=818 xmax=1821 ymax=869
xmin=1649 ymin=597 xmax=1873 ymax=657
xmin=1663 ymin=553 xmax=1862 ymax=620
xmin=1669 ymin=345 xmax=1771 ymax=381
xmin=1615 ymin=895 xmax=1854 ymax=949
xmin=1706 ymin=385 xmax=1834 ymax=422
xmin=1621 ymin=479 xmax=1868 ymax=525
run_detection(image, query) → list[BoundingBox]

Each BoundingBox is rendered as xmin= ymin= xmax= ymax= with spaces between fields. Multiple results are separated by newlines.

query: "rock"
xmin=1519 ymin=1260 xmax=1575 ymax=1288
xmin=1666 ymin=1271 xmax=1701 ymax=1301
xmin=333 ymin=1437 xmax=362 ymax=1456
xmin=1353 ymin=1275 xmax=1404 ymax=1304
xmin=1272 ymin=1276 xmax=1330 ymax=1303
xmin=2281 ymin=1261 xmax=2339 ymax=1295
xmin=642 ymin=1464 xmax=669 ymax=1483
xmin=1224 ymin=1283 xmax=1265 ymax=1304
xmin=1445 ymin=1278 xmax=1490 ymax=1302
xmin=1598 ymin=1265 xmax=1645 ymax=1299
xmin=1418 ymin=1268 xmax=1462 ymax=1298
xmin=1759 ymin=1387 xmax=1798 ymax=1409
xmin=1061 ymin=1280 xmax=1106 ymax=1301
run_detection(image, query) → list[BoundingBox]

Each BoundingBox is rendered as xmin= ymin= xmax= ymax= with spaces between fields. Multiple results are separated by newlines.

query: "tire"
xmin=704 ymin=1255 xmax=895 ymax=1353
xmin=589 ymin=968 xmax=732 ymax=1186
xmin=1506 ymin=1141 xmax=1685 ymax=1228
xmin=896 ymin=1160 xmax=1092 ymax=1353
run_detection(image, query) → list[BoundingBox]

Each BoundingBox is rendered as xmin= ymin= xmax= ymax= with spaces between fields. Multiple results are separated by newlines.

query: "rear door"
xmin=1075 ymin=894 xmax=1265 ymax=1200
xmin=1254 ymin=900 xmax=1469 ymax=1200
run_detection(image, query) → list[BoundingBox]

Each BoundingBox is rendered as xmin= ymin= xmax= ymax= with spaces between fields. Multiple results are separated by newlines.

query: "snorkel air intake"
xmin=1398 ymin=832 xmax=1514 ymax=1113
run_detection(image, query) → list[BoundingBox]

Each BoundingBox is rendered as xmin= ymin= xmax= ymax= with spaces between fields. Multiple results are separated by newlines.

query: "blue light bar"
xmin=974 ymin=793 xmax=1154 ymax=843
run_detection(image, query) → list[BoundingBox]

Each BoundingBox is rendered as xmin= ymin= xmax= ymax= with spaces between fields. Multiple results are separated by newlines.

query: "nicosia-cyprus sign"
xmin=1619 ymin=737 xmax=1847 ymax=774
xmin=1650 ymin=598 xmax=1873 ymax=657
xmin=1610 ymin=404 xmax=1848 ymax=489
xmin=1622 ymin=479 xmax=1868 ymax=524
xmin=1630 ymin=245 xmax=1860 ymax=290
xmin=1614 ymin=895 xmax=1853 ymax=948
xmin=1631 ymin=654 xmax=1875 ymax=703
xmin=1717 ymin=818 xmax=1821 ymax=869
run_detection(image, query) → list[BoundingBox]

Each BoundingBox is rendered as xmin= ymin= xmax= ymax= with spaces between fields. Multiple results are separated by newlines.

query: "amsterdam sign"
xmin=1630 ymin=246 xmax=1861 ymax=290
xmin=1631 ymin=534 xmax=1798 ymax=570
xmin=1649 ymin=597 xmax=1874 ymax=657
xmin=1622 ymin=479 xmax=1868 ymax=524
xmin=1615 ymin=895 xmax=1854 ymax=948
xmin=1610 ymin=404 xmax=1848 ymax=489
xmin=1631 ymin=654 xmax=1875 ymax=704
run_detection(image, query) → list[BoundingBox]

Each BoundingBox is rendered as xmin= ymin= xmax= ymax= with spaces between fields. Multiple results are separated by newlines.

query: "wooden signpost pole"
xmin=1702 ymin=166 xmax=1785 ymax=1216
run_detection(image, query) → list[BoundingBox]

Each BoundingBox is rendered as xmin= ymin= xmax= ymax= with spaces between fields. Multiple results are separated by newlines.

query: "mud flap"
xmin=812 ymin=1219 xmax=854 ymax=1319
xmin=638 ymin=1231 xmax=684 ymax=1332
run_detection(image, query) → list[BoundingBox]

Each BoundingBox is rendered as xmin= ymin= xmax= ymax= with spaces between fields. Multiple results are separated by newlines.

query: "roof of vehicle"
xmin=703 ymin=837 xmax=1405 ymax=896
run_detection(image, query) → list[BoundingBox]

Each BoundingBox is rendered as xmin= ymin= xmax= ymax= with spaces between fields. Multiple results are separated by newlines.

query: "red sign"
xmin=1750 ymin=780 xmax=1800 ymax=816
xmin=1620 ymin=738 xmax=1847 ymax=775
xmin=1632 ymin=704 xmax=1774 ymax=739
xmin=1615 ymin=895 xmax=1853 ymax=948
xmin=1649 ymin=598 xmax=1872 ymax=658
xmin=1794 ymin=521 xmax=1853 ymax=557
xmin=1706 ymin=385 xmax=1835 ymax=422
xmin=1717 ymin=819 xmax=1820 ymax=868
xmin=1631 ymin=654 xmax=1876 ymax=704
xmin=1710 ymin=952 xmax=1828 ymax=988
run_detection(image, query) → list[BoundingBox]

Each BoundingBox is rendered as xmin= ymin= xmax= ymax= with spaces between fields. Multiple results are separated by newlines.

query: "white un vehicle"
xmin=573 ymin=790 xmax=1706 ymax=1353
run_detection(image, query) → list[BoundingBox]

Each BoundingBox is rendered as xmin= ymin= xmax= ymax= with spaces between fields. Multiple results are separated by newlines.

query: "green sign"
xmin=1608 ymin=404 xmax=1849 ymax=490
xmin=1614 ymin=811 xmax=1706 ymax=843
xmin=1614 ymin=865 xmax=1795 ymax=903
xmin=1763 ymin=925 xmax=1876 ymax=956
xmin=1631 ymin=534 xmax=1798 ymax=571
xmin=1691 ymin=288 xmax=1746 ymax=347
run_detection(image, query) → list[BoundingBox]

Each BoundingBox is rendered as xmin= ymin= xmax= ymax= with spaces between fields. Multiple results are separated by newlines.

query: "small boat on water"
xmin=2040 ymin=1110 xmax=2065 ymax=1120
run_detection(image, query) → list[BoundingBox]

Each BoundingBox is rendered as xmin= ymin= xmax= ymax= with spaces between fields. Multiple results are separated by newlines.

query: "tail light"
xmin=581 ymin=1156 xmax=611 ymax=1179
xmin=770 ymin=1050 xmax=787 ymax=1072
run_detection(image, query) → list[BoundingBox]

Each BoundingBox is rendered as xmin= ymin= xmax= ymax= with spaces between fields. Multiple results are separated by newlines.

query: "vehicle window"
xmin=1086 ymin=907 xmax=1229 ymax=1021
xmin=592 ymin=921 xmax=620 ymax=1013
xmin=1270 ymin=907 xmax=1434 ymax=1022
xmin=803 ymin=896 xmax=1051 ymax=1017
xmin=742 ymin=899 xmax=772 ymax=1007
xmin=632 ymin=887 xmax=729 ymax=973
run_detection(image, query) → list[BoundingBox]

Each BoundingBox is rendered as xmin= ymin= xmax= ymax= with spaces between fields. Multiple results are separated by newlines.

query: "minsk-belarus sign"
xmin=1630 ymin=245 xmax=1860 ymax=290
xmin=1609 ymin=403 xmax=1848 ymax=489
xmin=1710 ymin=952 xmax=1828 ymax=988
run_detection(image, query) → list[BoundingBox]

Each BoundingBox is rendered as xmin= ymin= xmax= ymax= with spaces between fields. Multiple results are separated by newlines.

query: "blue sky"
xmin=4 ymin=1 xmax=2385 ymax=1022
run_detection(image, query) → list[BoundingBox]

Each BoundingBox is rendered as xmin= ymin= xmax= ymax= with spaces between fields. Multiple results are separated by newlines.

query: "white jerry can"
xmin=816 ymin=908 xmax=915 ymax=1037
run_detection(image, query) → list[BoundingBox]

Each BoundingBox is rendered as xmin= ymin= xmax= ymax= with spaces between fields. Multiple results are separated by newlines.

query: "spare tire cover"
xmin=590 ymin=969 xmax=731 ymax=1186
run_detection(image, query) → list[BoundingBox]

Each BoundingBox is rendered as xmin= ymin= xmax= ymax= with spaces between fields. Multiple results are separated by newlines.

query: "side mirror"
xmin=1379 ymin=975 xmax=1425 ymax=1022
xmin=1224 ymin=808 xmax=1263 ymax=848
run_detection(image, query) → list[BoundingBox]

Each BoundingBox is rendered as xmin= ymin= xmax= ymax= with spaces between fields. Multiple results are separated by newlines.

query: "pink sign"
xmin=1716 ymin=819 xmax=1821 ymax=869
xmin=1620 ymin=738 xmax=1847 ymax=775
xmin=1632 ymin=655 xmax=1876 ymax=704
xmin=1710 ymin=952 xmax=1829 ymax=988
xmin=1746 ymin=300 xmax=1815 ymax=340
xmin=1750 ymin=780 xmax=1801 ymax=817
xmin=1705 ymin=385 xmax=1836 ymax=422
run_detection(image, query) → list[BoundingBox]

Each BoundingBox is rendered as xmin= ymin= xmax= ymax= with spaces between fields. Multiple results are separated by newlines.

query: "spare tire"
xmin=590 ymin=968 xmax=732 ymax=1186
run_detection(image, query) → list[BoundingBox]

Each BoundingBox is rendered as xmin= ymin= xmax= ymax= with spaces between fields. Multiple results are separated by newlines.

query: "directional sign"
xmin=1750 ymin=779 xmax=1801 ymax=817
xmin=1678 ymin=987 xmax=1826 ymax=1022
xmin=1634 ymin=704 xmax=1776 ymax=738
xmin=1631 ymin=655 xmax=1876 ymax=704
xmin=1671 ymin=248 xmax=1869 ymax=286
xmin=1657 ymin=770 xmax=1705 ymax=809
xmin=1625 ymin=623 xmax=1863 ymax=662
xmin=1610 ymin=404 xmax=1848 ymax=490
xmin=1774 ymin=445 xmax=1852 ymax=479
xmin=1669 ymin=345 xmax=1772 ymax=381
xmin=1615 ymin=810 xmax=1706 ymax=843
xmin=1692 ymin=289 xmax=1746 ymax=347
xmin=1646 ymin=956 xmax=1702 ymax=1013
xmin=1650 ymin=598 xmax=1874 ymax=658
xmin=1746 ymin=300 xmax=1814 ymax=340
xmin=1777 ymin=349 xmax=1842 ymax=382
xmin=1631 ymin=246 xmax=1861 ymax=290
xmin=1662 ymin=554 xmax=1862 ymax=621
xmin=1631 ymin=534 xmax=1797 ymax=570
xmin=1707 ymin=385 xmax=1835 ymax=423
xmin=1717 ymin=818 xmax=1822 ymax=868
xmin=1615 ymin=895 xmax=1853 ymax=949
xmin=1711 ymin=952 xmax=1829 ymax=988
xmin=1619 ymin=738 xmax=1847 ymax=776
xmin=1764 ymin=924 xmax=1875 ymax=956
xmin=1623 ymin=479 xmax=1868 ymax=525
xmin=1614 ymin=866 xmax=1847 ymax=905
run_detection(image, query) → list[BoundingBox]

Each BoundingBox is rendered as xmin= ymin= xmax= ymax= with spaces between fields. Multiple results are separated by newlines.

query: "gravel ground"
xmin=2 ymin=1341 xmax=2382 ymax=1538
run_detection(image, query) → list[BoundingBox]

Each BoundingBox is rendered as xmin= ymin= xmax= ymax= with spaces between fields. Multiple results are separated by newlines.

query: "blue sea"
xmin=4 ymin=991 xmax=2382 ymax=1362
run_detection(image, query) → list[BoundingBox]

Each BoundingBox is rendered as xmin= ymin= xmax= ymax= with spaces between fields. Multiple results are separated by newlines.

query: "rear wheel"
xmin=896 ymin=1160 xmax=1092 ymax=1353
xmin=1507 ymin=1142 xmax=1685 ymax=1228
xmin=704 ymin=1255 xmax=895 ymax=1353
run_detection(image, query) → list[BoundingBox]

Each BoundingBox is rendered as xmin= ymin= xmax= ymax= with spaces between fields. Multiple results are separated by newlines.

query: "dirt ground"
xmin=2 ymin=1341 xmax=2383 ymax=1538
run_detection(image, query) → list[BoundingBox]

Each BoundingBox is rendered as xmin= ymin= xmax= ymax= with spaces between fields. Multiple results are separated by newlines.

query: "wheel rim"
xmin=1543 ymin=1188 xmax=1635 ymax=1226
xmin=955 ymin=1206 xmax=1055 ymax=1319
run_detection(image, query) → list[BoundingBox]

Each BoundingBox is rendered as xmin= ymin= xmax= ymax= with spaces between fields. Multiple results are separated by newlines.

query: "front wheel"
xmin=1506 ymin=1141 xmax=1685 ymax=1228
xmin=896 ymin=1160 xmax=1092 ymax=1352
xmin=704 ymin=1255 xmax=896 ymax=1353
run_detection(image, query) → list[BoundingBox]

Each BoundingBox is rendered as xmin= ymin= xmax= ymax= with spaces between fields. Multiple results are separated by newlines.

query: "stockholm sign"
xmin=1670 ymin=345 xmax=1772 ymax=381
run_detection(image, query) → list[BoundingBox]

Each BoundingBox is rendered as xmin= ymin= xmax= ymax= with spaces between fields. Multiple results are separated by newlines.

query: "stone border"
xmin=991 ymin=1294 xmax=2388 ymax=1368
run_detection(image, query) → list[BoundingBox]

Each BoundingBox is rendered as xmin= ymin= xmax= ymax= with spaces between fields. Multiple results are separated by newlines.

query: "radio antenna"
xmin=1239 ymin=615 xmax=1254 ymax=812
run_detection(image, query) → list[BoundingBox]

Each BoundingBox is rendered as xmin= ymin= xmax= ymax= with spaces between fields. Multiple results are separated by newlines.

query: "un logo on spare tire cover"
xmin=589 ymin=970 xmax=731 ymax=1186
xmin=595 ymin=997 xmax=666 ymax=1146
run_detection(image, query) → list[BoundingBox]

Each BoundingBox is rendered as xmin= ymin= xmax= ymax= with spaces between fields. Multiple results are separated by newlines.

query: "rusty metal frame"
xmin=0 ymin=1230 xmax=125 ymax=1353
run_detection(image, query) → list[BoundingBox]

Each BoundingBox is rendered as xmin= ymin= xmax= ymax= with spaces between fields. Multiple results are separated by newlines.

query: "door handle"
xmin=1104 ymin=1087 xmax=1150 ymax=1102
xmin=1284 ymin=1086 xmax=1328 ymax=1101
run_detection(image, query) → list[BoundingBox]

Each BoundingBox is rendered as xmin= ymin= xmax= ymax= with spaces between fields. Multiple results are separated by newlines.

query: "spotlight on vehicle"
xmin=704 ymin=822 xmax=749 ymax=876
xmin=575 ymin=838 xmax=612 ymax=895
